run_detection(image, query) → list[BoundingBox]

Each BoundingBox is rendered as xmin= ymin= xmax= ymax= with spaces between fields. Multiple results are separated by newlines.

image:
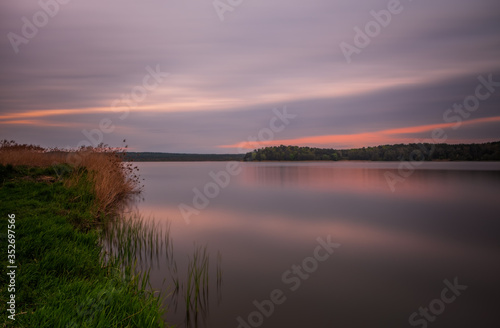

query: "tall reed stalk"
xmin=0 ymin=139 xmax=141 ymax=217
xmin=101 ymin=212 xmax=223 ymax=328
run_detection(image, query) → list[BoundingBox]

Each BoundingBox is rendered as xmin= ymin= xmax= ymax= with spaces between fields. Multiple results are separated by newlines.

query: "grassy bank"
xmin=0 ymin=143 xmax=168 ymax=327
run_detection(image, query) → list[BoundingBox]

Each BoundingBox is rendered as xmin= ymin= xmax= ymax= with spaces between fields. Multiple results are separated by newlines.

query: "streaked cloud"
xmin=0 ymin=0 xmax=499 ymax=152
xmin=220 ymin=116 xmax=500 ymax=150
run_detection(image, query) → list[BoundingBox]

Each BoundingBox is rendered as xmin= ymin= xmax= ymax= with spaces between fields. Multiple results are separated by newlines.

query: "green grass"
xmin=0 ymin=165 xmax=168 ymax=328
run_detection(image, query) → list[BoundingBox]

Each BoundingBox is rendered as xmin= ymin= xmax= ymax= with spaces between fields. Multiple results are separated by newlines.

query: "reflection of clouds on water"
xmin=100 ymin=210 xmax=223 ymax=328
xmin=128 ymin=162 xmax=500 ymax=327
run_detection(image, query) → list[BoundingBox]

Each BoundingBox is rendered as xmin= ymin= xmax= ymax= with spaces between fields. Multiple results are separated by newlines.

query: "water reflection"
xmin=132 ymin=162 xmax=500 ymax=328
xmin=239 ymin=162 xmax=500 ymax=198
xmin=100 ymin=211 xmax=223 ymax=328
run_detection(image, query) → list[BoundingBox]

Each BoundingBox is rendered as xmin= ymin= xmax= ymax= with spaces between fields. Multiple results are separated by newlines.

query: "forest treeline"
xmin=124 ymin=152 xmax=245 ymax=162
xmin=242 ymin=142 xmax=500 ymax=161
xmin=3 ymin=140 xmax=498 ymax=162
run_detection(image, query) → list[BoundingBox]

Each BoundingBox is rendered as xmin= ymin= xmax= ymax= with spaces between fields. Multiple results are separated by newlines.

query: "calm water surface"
xmin=132 ymin=162 xmax=500 ymax=328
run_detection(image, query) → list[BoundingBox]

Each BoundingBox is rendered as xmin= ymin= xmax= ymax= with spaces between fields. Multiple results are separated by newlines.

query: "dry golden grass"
xmin=0 ymin=140 xmax=141 ymax=217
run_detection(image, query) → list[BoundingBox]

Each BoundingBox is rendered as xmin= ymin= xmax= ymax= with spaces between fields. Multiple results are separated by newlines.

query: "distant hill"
xmin=123 ymin=142 xmax=500 ymax=162
xmin=124 ymin=152 xmax=245 ymax=162
xmin=243 ymin=142 xmax=500 ymax=162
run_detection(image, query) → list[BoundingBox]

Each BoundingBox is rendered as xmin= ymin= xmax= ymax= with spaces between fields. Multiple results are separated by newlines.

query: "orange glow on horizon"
xmin=2 ymin=120 xmax=86 ymax=128
xmin=0 ymin=108 xmax=106 ymax=120
xmin=219 ymin=116 xmax=500 ymax=149
xmin=0 ymin=71 xmax=470 ymax=123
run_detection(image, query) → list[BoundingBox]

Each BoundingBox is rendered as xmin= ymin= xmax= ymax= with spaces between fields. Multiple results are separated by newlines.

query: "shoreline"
xmin=0 ymin=150 xmax=168 ymax=327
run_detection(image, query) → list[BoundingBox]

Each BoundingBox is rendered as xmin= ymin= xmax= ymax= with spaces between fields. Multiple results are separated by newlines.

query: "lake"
xmin=129 ymin=161 xmax=500 ymax=328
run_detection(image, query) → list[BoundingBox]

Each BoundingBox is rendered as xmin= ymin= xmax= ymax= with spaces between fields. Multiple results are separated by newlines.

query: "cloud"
xmin=219 ymin=116 xmax=500 ymax=150
xmin=0 ymin=0 xmax=499 ymax=152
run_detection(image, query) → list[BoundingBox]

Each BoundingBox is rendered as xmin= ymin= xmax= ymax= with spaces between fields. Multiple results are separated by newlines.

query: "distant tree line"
xmin=124 ymin=152 xmax=245 ymax=162
xmin=243 ymin=142 xmax=500 ymax=162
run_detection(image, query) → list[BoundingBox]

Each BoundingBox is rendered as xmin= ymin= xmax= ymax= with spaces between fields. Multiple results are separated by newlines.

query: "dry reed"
xmin=0 ymin=139 xmax=141 ymax=216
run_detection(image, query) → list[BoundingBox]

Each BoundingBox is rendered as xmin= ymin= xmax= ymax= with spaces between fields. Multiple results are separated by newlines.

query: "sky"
xmin=0 ymin=0 xmax=499 ymax=153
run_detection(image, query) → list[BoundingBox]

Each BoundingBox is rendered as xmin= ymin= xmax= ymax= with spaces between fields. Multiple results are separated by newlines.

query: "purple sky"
xmin=1 ymin=0 xmax=499 ymax=153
